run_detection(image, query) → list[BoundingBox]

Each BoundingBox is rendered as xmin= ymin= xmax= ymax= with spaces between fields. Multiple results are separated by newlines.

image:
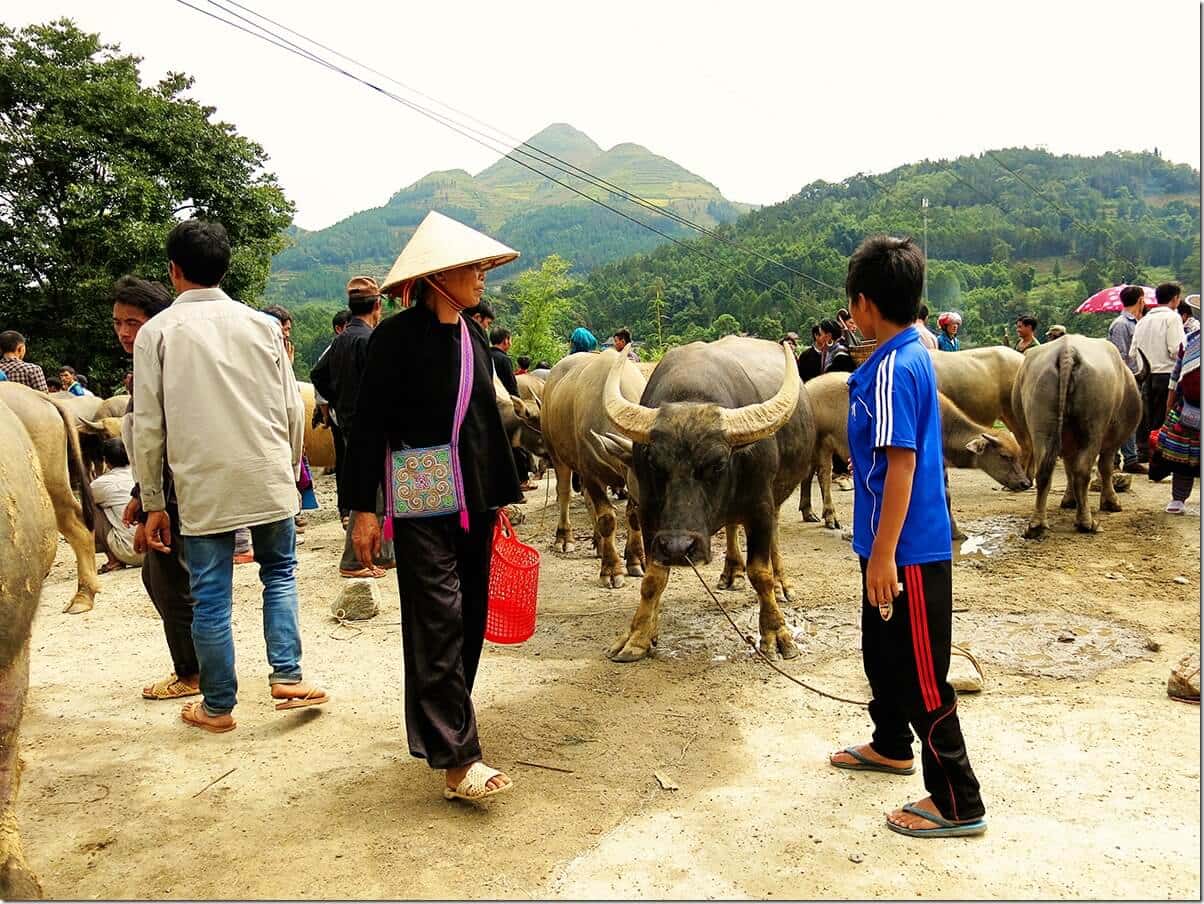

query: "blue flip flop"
xmin=886 ymin=802 xmax=988 ymax=838
xmin=830 ymin=746 xmax=916 ymax=775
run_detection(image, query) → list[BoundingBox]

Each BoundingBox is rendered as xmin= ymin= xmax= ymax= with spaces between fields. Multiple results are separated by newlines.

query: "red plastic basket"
xmin=485 ymin=510 xmax=540 ymax=644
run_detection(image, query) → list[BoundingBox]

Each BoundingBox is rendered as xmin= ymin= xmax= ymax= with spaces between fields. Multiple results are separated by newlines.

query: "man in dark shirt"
xmin=310 ymin=275 xmax=394 ymax=576
xmin=798 ymin=325 xmax=824 ymax=383
xmin=0 ymin=330 xmax=49 ymax=391
xmin=489 ymin=327 xmax=519 ymax=396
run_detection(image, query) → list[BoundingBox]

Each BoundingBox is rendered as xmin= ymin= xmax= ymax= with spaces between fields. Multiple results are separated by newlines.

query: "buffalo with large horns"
xmin=598 ymin=336 xmax=815 ymax=662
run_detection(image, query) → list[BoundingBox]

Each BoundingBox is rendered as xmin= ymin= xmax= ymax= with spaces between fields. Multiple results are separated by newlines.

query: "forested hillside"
xmin=569 ymin=149 xmax=1200 ymax=351
xmin=265 ymin=123 xmax=750 ymax=304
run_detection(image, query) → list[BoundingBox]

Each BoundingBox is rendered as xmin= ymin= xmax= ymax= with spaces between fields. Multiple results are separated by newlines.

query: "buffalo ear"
xmin=965 ymin=434 xmax=989 ymax=455
xmin=591 ymin=430 xmax=634 ymax=468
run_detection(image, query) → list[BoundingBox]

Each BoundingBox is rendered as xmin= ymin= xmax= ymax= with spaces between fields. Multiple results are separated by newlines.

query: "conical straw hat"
xmin=380 ymin=211 xmax=519 ymax=296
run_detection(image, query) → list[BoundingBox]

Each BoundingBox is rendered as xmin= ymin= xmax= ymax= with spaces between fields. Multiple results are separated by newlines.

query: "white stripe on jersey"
xmin=874 ymin=350 xmax=897 ymax=447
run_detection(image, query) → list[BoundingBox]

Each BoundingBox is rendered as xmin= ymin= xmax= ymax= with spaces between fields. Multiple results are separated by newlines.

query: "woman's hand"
xmin=352 ymin=512 xmax=382 ymax=569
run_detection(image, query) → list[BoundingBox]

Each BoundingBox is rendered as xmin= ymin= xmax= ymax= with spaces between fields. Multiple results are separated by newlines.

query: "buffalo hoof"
xmin=63 ymin=594 xmax=94 ymax=615
xmin=717 ymin=573 xmax=746 ymax=592
xmin=552 ymin=533 xmax=575 ymax=554
xmin=801 ymin=510 xmax=820 ymax=524
xmin=1101 ymin=497 xmax=1123 ymax=513
xmin=951 ymin=528 xmax=967 ymax=542
xmin=760 ymin=628 xmax=799 ymax=661
xmin=1075 ymin=519 xmax=1100 ymax=534
xmin=776 ymin=586 xmax=797 ymax=603
xmin=824 ymin=519 xmax=842 ymax=531
xmin=1023 ymin=522 xmax=1047 ymax=540
xmin=626 ymin=563 xmax=645 ymax=578
xmin=600 ymin=573 xmax=625 ymax=589
xmin=608 ymin=633 xmax=652 ymax=662
xmin=1060 ymin=496 xmax=1077 ymax=511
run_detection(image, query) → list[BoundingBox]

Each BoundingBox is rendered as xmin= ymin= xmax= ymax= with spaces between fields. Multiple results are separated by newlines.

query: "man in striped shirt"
xmin=0 ymin=331 xmax=48 ymax=391
xmin=828 ymin=235 xmax=986 ymax=839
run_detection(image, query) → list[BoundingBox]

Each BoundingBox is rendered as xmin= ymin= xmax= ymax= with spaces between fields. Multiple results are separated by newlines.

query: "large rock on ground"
xmin=1168 ymin=652 xmax=1200 ymax=701
xmin=331 ymin=579 xmax=381 ymax=620
xmin=949 ymin=648 xmax=984 ymax=693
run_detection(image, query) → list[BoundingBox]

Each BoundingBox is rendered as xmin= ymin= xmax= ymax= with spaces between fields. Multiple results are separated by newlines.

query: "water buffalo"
xmin=601 ymin=337 xmax=814 ymax=662
xmin=539 ymin=351 xmax=647 ymax=588
xmin=1011 ymin=335 xmax=1142 ymax=538
xmin=930 ymin=346 xmax=1029 ymax=472
xmin=298 ymin=381 xmax=336 ymax=471
xmin=800 ymin=372 xmax=1032 ymax=534
xmin=0 ymin=383 xmax=99 ymax=614
xmin=0 ymin=398 xmax=58 ymax=898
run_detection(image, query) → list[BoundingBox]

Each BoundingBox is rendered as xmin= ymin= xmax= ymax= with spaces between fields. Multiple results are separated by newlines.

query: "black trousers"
xmin=513 ymin=446 xmax=532 ymax=483
xmin=141 ymin=502 xmax=199 ymax=678
xmin=393 ymin=510 xmax=497 ymax=770
xmin=860 ymin=558 xmax=985 ymax=822
xmin=330 ymin=420 xmax=345 ymax=481
xmin=1139 ymin=373 xmax=1172 ymax=460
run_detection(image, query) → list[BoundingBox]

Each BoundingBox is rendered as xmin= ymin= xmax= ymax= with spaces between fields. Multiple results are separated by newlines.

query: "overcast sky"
xmin=8 ymin=0 xmax=1200 ymax=231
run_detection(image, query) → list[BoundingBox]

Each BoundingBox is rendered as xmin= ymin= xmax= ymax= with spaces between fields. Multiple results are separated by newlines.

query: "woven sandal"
xmin=142 ymin=674 xmax=202 ymax=700
xmin=443 ymin=762 xmax=513 ymax=802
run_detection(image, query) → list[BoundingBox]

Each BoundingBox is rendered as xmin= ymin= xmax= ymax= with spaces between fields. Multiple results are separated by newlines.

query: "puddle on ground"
xmin=650 ymin=604 xmax=1149 ymax=679
xmin=957 ymin=516 xmax=1027 ymax=557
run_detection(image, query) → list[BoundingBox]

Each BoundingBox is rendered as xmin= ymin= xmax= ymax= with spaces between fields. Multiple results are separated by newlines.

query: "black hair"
xmin=470 ymin=302 xmax=496 ymax=322
xmin=348 ymin=294 xmax=379 ymax=316
xmin=262 ymin=304 xmax=292 ymax=325
xmin=1156 ymin=282 xmax=1182 ymax=305
xmin=165 ymin=219 xmax=231 ymax=286
xmin=1119 ymin=285 xmax=1145 ymax=308
xmin=490 ymin=327 xmax=511 ymax=346
xmin=332 ymin=309 xmax=352 ymax=330
xmin=820 ymin=319 xmax=843 ymax=340
xmin=837 ymin=308 xmax=852 ymax=323
xmin=45 ymin=376 xmax=62 ymax=391
xmin=516 ymin=355 xmax=531 ymax=370
xmin=76 ymin=374 xmax=89 ymax=389
xmin=917 ymin=304 xmax=929 ymax=321
xmin=810 ymin=324 xmax=821 ymax=339
xmin=1178 ymin=301 xmax=1195 ymax=318
xmin=845 ymin=235 xmax=925 ymax=326
xmin=535 ymin=361 xmax=551 ymax=370
xmin=1017 ymin=314 xmax=1038 ymax=329
xmin=100 ymin=437 xmax=129 ymax=469
xmin=614 ymin=328 xmax=632 ymax=343
xmin=0 ymin=330 xmax=26 ymax=354
xmin=112 ymin=276 xmax=173 ymax=318
xmin=59 ymin=364 xmax=76 ymax=376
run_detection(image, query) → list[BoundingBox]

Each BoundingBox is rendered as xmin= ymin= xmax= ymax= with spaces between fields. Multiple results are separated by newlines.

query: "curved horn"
xmin=718 ymin=343 xmax=801 ymax=446
xmin=603 ymin=352 xmax=657 ymax=444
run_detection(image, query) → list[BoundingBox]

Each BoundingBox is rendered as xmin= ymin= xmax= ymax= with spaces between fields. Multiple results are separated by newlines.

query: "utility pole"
xmin=921 ymin=197 xmax=929 ymax=305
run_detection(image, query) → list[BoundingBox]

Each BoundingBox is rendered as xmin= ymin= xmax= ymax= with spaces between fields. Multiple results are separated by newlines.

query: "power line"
xmin=185 ymin=0 xmax=844 ymax=297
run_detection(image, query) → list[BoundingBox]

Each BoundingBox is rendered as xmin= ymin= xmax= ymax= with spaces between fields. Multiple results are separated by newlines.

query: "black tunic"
xmin=344 ymin=303 xmax=522 ymax=515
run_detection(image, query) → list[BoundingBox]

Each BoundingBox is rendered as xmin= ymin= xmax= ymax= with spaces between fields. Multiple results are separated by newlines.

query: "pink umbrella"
xmin=1075 ymin=285 xmax=1156 ymax=314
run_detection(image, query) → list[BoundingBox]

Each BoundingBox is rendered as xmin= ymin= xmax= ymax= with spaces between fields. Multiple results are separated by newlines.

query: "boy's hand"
xmin=866 ymin=547 xmax=901 ymax=607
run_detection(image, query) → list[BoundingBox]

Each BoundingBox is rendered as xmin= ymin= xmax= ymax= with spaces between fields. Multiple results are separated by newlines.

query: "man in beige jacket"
xmin=133 ymin=219 xmax=326 ymax=733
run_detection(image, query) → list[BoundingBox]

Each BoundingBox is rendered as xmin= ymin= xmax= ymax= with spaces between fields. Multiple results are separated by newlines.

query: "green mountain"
xmin=266 ymin=123 xmax=751 ymax=304
xmin=570 ymin=148 xmax=1200 ymax=350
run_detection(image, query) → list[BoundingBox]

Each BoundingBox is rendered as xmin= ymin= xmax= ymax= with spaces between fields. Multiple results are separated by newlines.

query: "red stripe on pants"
xmin=907 ymin=565 xmax=940 ymax=712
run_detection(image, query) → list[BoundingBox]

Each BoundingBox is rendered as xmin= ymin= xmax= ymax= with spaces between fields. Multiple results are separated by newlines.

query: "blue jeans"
xmin=182 ymin=517 xmax=303 ymax=716
xmin=1120 ymin=432 xmax=1138 ymax=466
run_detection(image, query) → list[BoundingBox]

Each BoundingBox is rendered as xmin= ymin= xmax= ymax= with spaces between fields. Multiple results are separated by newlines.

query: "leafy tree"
xmin=711 ymin=313 xmax=741 ymax=337
xmin=0 ymin=20 xmax=293 ymax=391
xmin=509 ymin=255 xmax=576 ymax=366
xmin=1079 ymin=259 xmax=1105 ymax=295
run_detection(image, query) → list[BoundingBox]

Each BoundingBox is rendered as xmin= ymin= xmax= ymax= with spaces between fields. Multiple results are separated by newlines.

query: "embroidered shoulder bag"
xmin=384 ymin=315 xmax=474 ymax=530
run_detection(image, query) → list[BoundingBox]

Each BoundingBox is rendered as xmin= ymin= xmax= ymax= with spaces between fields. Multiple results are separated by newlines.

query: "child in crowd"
xmin=828 ymin=235 xmax=986 ymax=838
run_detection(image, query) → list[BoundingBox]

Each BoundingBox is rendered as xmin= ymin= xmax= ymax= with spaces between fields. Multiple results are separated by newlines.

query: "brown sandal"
xmin=143 ymin=674 xmax=202 ymax=700
xmin=181 ymin=700 xmax=235 ymax=733
xmin=339 ymin=565 xmax=386 ymax=579
xmin=272 ymin=687 xmax=329 ymax=711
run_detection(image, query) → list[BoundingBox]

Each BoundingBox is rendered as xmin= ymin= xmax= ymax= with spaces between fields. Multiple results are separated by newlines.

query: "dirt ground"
xmin=18 ymin=466 xmax=1202 ymax=899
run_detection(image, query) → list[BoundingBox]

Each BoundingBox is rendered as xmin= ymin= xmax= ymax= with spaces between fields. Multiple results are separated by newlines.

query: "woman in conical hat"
xmin=344 ymin=211 xmax=523 ymax=801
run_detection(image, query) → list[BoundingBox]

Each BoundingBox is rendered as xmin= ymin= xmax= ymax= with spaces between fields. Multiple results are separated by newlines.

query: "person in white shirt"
xmin=1130 ymin=283 xmax=1187 ymax=475
xmin=91 ymin=438 xmax=143 ymax=572
xmin=913 ymin=304 xmax=938 ymax=350
xmin=1177 ymin=298 xmax=1200 ymax=338
xmin=134 ymin=219 xmax=326 ymax=733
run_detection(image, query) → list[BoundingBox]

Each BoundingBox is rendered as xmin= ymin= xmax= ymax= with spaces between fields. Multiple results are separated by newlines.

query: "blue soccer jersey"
xmin=847 ymin=327 xmax=951 ymax=565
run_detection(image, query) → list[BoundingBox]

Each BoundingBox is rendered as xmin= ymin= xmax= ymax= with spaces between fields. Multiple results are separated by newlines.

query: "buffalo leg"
xmin=1023 ymin=438 xmax=1058 ymax=539
xmin=945 ymin=465 xmax=966 ymax=541
xmin=608 ymin=563 xmax=670 ymax=662
xmin=581 ymin=490 xmax=601 ymax=558
xmin=717 ymin=523 xmax=746 ymax=591
xmin=586 ymin=480 xmax=624 ymax=589
xmin=552 ymin=461 xmax=575 ymax=553
xmin=51 ymin=490 xmax=99 ymax=615
xmin=770 ymin=531 xmax=795 ymax=603
xmin=1098 ymin=448 xmax=1122 ymax=513
xmin=622 ymin=498 xmax=645 ymax=577
xmin=747 ymin=521 xmax=798 ymax=660
xmin=1070 ymin=450 xmax=1099 ymax=533
xmin=799 ymin=460 xmax=819 ymax=523
xmin=818 ymin=443 xmax=840 ymax=530
xmin=0 ymin=642 xmax=40 ymax=899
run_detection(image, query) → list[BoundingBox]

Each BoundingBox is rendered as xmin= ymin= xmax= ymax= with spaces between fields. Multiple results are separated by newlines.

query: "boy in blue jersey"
xmin=828 ymin=236 xmax=986 ymax=838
